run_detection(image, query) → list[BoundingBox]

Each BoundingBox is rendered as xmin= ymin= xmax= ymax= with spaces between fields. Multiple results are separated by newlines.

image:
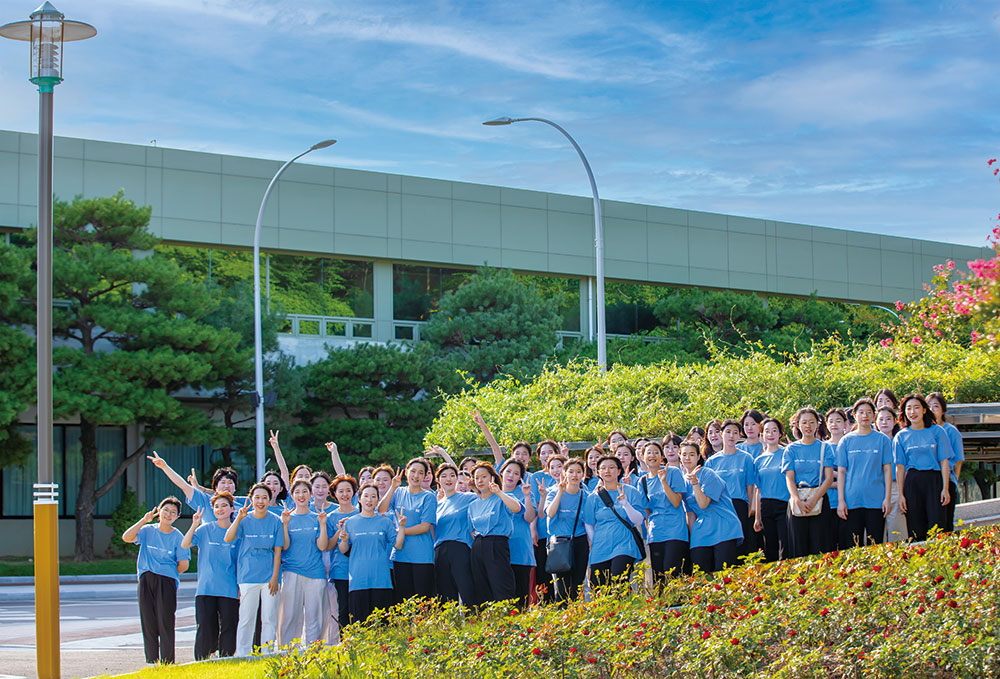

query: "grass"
xmin=101 ymin=658 xmax=264 ymax=679
xmin=0 ymin=555 xmax=198 ymax=577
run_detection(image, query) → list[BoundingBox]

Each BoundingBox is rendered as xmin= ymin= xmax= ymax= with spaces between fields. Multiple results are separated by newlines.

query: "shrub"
xmin=106 ymin=486 xmax=143 ymax=556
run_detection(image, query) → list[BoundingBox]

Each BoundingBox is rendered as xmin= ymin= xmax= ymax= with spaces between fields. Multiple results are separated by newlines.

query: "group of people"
xmin=125 ymin=388 xmax=964 ymax=664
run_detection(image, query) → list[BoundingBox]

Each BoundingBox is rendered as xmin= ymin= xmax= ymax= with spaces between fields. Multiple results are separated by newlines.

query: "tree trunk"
xmin=73 ymin=418 xmax=98 ymax=561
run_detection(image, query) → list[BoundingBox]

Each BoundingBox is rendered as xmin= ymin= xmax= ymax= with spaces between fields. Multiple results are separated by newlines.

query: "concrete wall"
xmin=1 ymin=129 xmax=989 ymax=304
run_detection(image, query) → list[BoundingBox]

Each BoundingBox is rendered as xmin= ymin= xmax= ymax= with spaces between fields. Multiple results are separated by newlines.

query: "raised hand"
xmin=325 ymin=441 xmax=337 ymax=454
xmin=488 ymin=482 xmax=501 ymax=496
xmin=559 ymin=441 xmax=570 ymax=456
xmin=437 ymin=488 xmax=445 ymax=501
xmin=391 ymin=467 xmax=404 ymax=488
xmin=236 ymin=504 xmax=249 ymax=520
xmin=657 ymin=467 xmax=668 ymax=485
xmin=187 ymin=468 xmax=198 ymax=487
xmin=617 ymin=486 xmax=627 ymax=505
xmin=521 ymin=481 xmax=532 ymax=498
xmin=623 ymin=470 xmax=632 ymax=487
xmin=557 ymin=477 xmax=567 ymax=492
xmin=191 ymin=507 xmax=204 ymax=527
xmin=268 ymin=430 xmax=280 ymax=450
xmin=538 ymin=479 xmax=547 ymax=498
xmin=396 ymin=509 xmax=408 ymax=528
xmin=143 ymin=508 xmax=159 ymax=523
xmin=281 ymin=508 xmax=292 ymax=525
xmin=473 ymin=410 xmax=485 ymax=427
xmin=317 ymin=508 xmax=327 ymax=523
xmin=336 ymin=518 xmax=348 ymax=542
xmin=147 ymin=451 xmax=167 ymax=469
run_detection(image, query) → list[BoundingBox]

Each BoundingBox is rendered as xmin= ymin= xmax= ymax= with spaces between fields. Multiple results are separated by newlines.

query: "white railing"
xmin=283 ymin=314 xmax=374 ymax=340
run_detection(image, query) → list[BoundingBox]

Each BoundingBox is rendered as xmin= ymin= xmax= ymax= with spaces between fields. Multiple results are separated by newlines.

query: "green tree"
xmin=422 ymin=267 xmax=562 ymax=382
xmin=44 ymin=192 xmax=244 ymax=560
xmin=297 ymin=343 xmax=464 ymax=469
xmin=0 ymin=242 xmax=35 ymax=467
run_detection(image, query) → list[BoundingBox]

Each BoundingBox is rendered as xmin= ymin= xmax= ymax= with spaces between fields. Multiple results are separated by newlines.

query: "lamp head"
xmin=311 ymin=139 xmax=337 ymax=150
xmin=0 ymin=2 xmax=96 ymax=88
xmin=482 ymin=117 xmax=515 ymax=126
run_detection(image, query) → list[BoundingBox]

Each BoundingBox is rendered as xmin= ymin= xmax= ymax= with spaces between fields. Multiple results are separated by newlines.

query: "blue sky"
xmin=1 ymin=0 xmax=998 ymax=247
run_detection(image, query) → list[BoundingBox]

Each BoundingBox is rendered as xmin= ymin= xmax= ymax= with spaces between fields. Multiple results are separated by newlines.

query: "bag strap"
xmin=640 ymin=476 xmax=648 ymax=501
xmin=597 ymin=488 xmax=645 ymax=555
xmin=569 ymin=489 xmax=583 ymax=536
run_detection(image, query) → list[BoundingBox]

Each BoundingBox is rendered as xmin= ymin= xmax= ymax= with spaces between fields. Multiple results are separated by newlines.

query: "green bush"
xmin=426 ymin=339 xmax=1000 ymax=450
xmin=106 ymin=486 xmax=144 ymax=556
xmin=261 ymin=526 xmax=1000 ymax=678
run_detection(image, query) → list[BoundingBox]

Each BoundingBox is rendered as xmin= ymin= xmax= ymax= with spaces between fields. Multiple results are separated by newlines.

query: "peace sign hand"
xmin=617 ymin=486 xmax=627 ymax=505
xmin=143 ymin=508 xmax=159 ymax=523
xmin=281 ymin=508 xmax=292 ymax=525
xmin=236 ymin=504 xmax=249 ymax=520
xmin=268 ymin=430 xmax=280 ymax=450
xmin=191 ymin=507 xmax=204 ymax=527
xmin=488 ymin=482 xmax=501 ymax=496
xmin=538 ymin=479 xmax=547 ymax=497
xmin=473 ymin=410 xmax=485 ymax=427
xmin=559 ymin=441 xmax=570 ymax=456
xmin=391 ymin=467 xmax=404 ymax=488
xmin=317 ymin=508 xmax=327 ymax=523
xmin=147 ymin=451 xmax=167 ymax=469
xmin=187 ymin=468 xmax=198 ymax=487
xmin=557 ymin=476 xmax=567 ymax=492
xmin=336 ymin=518 xmax=348 ymax=542
xmin=324 ymin=441 xmax=337 ymax=454
xmin=396 ymin=509 xmax=408 ymax=528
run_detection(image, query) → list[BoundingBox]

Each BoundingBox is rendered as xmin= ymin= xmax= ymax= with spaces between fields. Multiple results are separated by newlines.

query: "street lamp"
xmin=0 ymin=4 xmax=96 ymax=679
xmin=483 ymin=117 xmax=607 ymax=371
xmin=253 ymin=140 xmax=336 ymax=479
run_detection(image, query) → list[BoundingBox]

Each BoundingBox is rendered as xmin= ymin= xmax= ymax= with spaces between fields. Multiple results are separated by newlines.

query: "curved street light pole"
xmin=483 ymin=117 xmax=606 ymax=371
xmin=253 ymin=140 xmax=335 ymax=479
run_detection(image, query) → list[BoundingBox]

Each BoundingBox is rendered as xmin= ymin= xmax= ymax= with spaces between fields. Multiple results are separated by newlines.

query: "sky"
xmin=1 ymin=0 xmax=998 ymax=248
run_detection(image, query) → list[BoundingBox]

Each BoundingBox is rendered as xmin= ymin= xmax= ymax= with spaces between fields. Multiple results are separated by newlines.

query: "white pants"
xmin=236 ymin=582 xmax=279 ymax=657
xmin=277 ymin=571 xmax=327 ymax=647
xmin=885 ymin=481 xmax=908 ymax=543
xmin=322 ymin=580 xmax=340 ymax=645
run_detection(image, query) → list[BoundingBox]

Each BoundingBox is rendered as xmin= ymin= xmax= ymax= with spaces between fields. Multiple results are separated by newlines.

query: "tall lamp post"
xmin=253 ymin=140 xmax=335 ymax=479
xmin=0 ymin=4 xmax=95 ymax=679
xmin=483 ymin=117 xmax=607 ymax=371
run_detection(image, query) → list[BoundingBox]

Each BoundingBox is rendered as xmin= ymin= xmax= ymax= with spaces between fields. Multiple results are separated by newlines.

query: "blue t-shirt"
xmin=781 ymin=440 xmax=837 ymax=509
xmin=583 ymin=484 xmax=646 ymax=564
xmin=386 ymin=488 xmax=437 ymax=564
xmin=469 ymin=493 xmax=519 ymax=537
xmin=836 ymin=430 xmax=892 ymax=510
xmin=639 ymin=470 xmax=689 ymax=543
xmin=529 ymin=472 xmax=555 ymax=538
xmin=942 ymin=422 xmax=965 ymax=485
xmin=234 ymin=511 xmax=284 ymax=584
xmin=754 ymin=448 xmax=789 ymax=501
xmin=737 ymin=441 xmax=763 ymax=458
xmin=186 ymin=488 xmax=247 ymax=516
xmin=281 ymin=511 xmax=326 ymax=580
xmin=545 ymin=487 xmax=588 ymax=538
xmin=344 ymin=514 xmax=396 ymax=592
xmin=585 ymin=477 xmax=600 ymax=492
xmin=325 ymin=507 xmax=358 ymax=581
xmin=136 ymin=524 xmax=190 ymax=585
xmin=507 ymin=492 xmax=536 ymax=566
xmin=703 ymin=450 xmax=758 ymax=503
xmin=681 ymin=467 xmax=744 ymax=549
xmin=190 ymin=521 xmax=238 ymax=598
xmin=893 ymin=425 xmax=953 ymax=472
xmin=435 ymin=492 xmax=475 ymax=547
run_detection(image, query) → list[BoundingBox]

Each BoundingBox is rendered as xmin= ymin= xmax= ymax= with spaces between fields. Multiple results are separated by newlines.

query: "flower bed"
xmin=262 ymin=526 xmax=1000 ymax=678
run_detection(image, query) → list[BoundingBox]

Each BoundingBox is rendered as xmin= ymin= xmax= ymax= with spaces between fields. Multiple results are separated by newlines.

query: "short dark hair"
xmin=210 ymin=491 xmax=234 ymax=508
xmin=595 ymin=455 xmax=624 ymax=481
xmin=249 ymin=481 xmax=273 ymax=501
xmin=158 ymin=496 xmax=182 ymax=513
xmin=331 ymin=474 xmax=358 ymax=496
xmin=211 ymin=467 xmax=239 ymax=490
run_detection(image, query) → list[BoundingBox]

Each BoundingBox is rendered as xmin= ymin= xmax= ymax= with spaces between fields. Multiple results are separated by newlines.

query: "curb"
xmin=0 ymin=580 xmax=198 ymax=603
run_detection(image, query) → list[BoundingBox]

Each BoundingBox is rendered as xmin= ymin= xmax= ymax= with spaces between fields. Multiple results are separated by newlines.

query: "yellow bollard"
xmin=34 ymin=498 xmax=60 ymax=679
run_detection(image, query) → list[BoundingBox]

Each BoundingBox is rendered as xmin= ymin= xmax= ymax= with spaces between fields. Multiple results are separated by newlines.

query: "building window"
xmin=392 ymin=264 xmax=471 ymax=321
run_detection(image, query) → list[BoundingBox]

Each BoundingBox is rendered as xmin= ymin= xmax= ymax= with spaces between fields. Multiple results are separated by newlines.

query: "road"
xmin=0 ymin=583 xmax=197 ymax=679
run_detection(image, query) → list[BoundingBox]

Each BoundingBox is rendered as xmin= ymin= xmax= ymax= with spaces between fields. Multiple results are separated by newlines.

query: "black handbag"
xmin=598 ymin=488 xmax=647 ymax=561
xmin=546 ymin=490 xmax=582 ymax=574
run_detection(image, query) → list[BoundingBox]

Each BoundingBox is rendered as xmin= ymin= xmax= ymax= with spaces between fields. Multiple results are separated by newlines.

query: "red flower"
xmin=723 ymin=576 xmax=732 ymax=584
xmin=934 ymin=575 xmax=944 ymax=584
xmin=955 ymin=571 xmax=962 ymax=579
xmin=797 ymin=577 xmax=806 ymax=585
xmin=936 ymin=590 xmax=946 ymax=600
xmin=819 ymin=608 xmax=828 ymax=616
xmin=966 ymin=637 xmax=976 ymax=645
xmin=917 ymin=548 xmax=926 ymax=556
xmin=569 ymin=648 xmax=577 ymax=653
xmin=845 ymin=626 xmax=852 ymax=632
xmin=754 ymin=595 xmax=763 ymax=602
xmin=989 ymin=158 xmax=997 ymax=165
xmin=948 ymin=600 xmax=958 ymax=609
xmin=587 ymin=657 xmax=598 ymax=664
xmin=407 ymin=636 xmax=415 ymax=643
xmin=532 ymin=648 xmax=542 ymax=656
xmin=799 ymin=588 xmax=807 ymax=595
xmin=730 ymin=638 xmax=740 ymax=645
xmin=423 ymin=648 xmax=430 ymax=655
xmin=788 ymin=630 xmax=797 ymax=637
xmin=960 ymin=538 xmax=972 ymax=549
xmin=863 ymin=581 xmax=873 ymax=588
xmin=917 ymin=606 xmax=925 ymax=614
xmin=872 ymin=565 xmax=882 ymax=572
xmin=701 ymin=631 xmax=711 ymax=639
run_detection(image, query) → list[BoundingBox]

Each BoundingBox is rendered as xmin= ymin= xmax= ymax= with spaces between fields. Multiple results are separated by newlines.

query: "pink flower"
xmin=912 ymin=336 xmax=922 ymax=344
xmin=895 ymin=301 xmax=905 ymax=311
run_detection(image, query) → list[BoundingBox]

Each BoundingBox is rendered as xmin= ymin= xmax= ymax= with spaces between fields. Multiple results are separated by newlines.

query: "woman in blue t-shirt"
xmin=325 ymin=474 xmax=358 ymax=635
xmin=782 ymin=408 xmax=835 ymax=558
xmin=584 ymin=456 xmax=646 ymax=588
xmin=894 ymin=393 xmax=953 ymax=541
xmin=530 ymin=440 xmax=561 ymax=602
xmin=584 ymin=446 xmax=602 ymax=491
xmin=752 ymin=418 xmax=790 ymax=562
xmin=639 ymin=440 xmax=688 ymax=581
xmin=377 ymin=458 xmax=437 ymax=601
xmin=927 ymin=392 xmax=964 ymax=532
xmin=704 ymin=419 xmax=759 ymax=557
xmin=432 ymin=463 xmax=476 ymax=605
xmin=835 ymin=398 xmax=893 ymax=548
xmin=468 ymin=462 xmax=523 ymax=605
xmin=181 ymin=491 xmax=239 ymax=660
xmin=679 ymin=441 xmax=743 ymax=573
xmin=277 ymin=479 xmax=329 ymax=647
xmin=224 ymin=482 xmax=284 ymax=656
xmin=499 ymin=459 xmax=536 ymax=609
xmin=122 ymin=496 xmax=191 ymax=665
xmin=544 ymin=458 xmax=590 ymax=603
xmin=335 ymin=483 xmax=406 ymax=624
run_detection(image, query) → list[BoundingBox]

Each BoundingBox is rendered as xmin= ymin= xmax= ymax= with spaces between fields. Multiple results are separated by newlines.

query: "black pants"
xmin=944 ymin=480 xmax=958 ymax=532
xmin=904 ymin=470 xmax=944 ymax=542
xmin=349 ymin=588 xmax=394 ymax=625
xmin=194 ymin=594 xmax=238 ymax=660
xmin=648 ymin=540 xmax=688 ymax=581
xmin=787 ymin=509 xmax=825 ymax=558
xmin=732 ymin=498 xmax=756 ymax=556
xmin=552 ymin=535 xmax=589 ymax=604
xmin=690 ymin=539 xmax=738 ymax=574
xmin=512 ymin=564 xmax=532 ymax=609
xmin=533 ymin=543 xmax=554 ymax=603
xmin=822 ymin=502 xmax=840 ymax=553
xmin=393 ymin=561 xmax=435 ymax=602
xmin=435 ymin=541 xmax=477 ymax=606
xmin=470 ymin=535 xmax=515 ymax=605
xmin=759 ymin=498 xmax=788 ymax=562
xmin=844 ymin=507 xmax=885 ymax=547
xmin=332 ymin=579 xmax=349 ymax=630
xmin=590 ymin=555 xmax=635 ymax=589
xmin=138 ymin=571 xmax=177 ymax=664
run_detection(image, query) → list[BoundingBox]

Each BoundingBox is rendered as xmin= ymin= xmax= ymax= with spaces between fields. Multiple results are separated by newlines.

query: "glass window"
xmin=604 ymin=282 xmax=662 ymax=335
xmin=392 ymin=265 xmax=471 ymax=321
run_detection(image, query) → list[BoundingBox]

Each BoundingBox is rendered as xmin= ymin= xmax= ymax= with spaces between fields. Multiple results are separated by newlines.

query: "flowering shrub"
xmin=884 ymin=182 xmax=1000 ymax=351
xmin=261 ymin=526 xmax=1000 ymax=678
xmin=425 ymin=340 xmax=1000 ymax=450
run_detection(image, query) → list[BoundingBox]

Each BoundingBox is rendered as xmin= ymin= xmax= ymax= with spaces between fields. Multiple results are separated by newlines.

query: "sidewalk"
xmin=0 ymin=577 xmax=198 ymax=603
